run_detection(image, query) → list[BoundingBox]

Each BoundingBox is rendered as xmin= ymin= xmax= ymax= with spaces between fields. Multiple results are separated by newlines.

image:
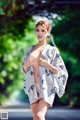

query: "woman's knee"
xmin=36 ymin=111 xmax=45 ymax=119
xmin=33 ymin=116 xmax=38 ymax=120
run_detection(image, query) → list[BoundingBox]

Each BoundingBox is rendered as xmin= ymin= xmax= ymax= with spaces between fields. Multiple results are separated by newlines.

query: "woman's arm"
xmin=20 ymin=46 xmax=31 ymax=74
xmin=38 ymin=58 xmax=57 ymax=74
xmin=23 ymin=66 xmax=27 ymax=73
xmin=45 ymin=61 xmax=57 ymax=74
xmin=23 ymin=58 xmax=32 ymax=73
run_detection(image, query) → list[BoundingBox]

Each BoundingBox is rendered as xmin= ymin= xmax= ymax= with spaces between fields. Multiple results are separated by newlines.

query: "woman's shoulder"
xmin=25 ymin=45 xmax=36 ymax=54
xmin=47 ymin=45 xmax=60 ymax=55
xmin=25 ymin=45 xmax=32 ymax=54
xmin=26 ymin=45 xmax=34 ymax=51
xmin=47 ymin=44 xmax=56 ymax=51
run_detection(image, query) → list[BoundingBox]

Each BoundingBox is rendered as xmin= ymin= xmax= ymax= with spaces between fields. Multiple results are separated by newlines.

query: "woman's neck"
xmin=36 ymin=40 xmax=48 ymax=47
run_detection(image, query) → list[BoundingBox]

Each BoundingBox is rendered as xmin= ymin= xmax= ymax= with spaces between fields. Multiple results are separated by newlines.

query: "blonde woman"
xmin=21 ymin=19 xmax=68 ymax=120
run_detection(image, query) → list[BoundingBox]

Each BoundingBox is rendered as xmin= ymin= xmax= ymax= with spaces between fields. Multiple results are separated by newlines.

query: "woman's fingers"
xmin=38 ymin=58 xmax=47 ymax=67
xmin=38 ymin=58 xmax=43 ymax=65
xmin=29 ymin=58 xmax=33 ymax=66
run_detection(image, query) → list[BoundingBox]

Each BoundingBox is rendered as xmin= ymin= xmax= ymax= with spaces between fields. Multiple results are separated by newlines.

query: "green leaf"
xmin=0 ymin=0 xmax=4 ymax=7
xmin=0 ymin=7 xmax=5 ymax=15
xmin=0 ymin=75 xmax=5 ymax=84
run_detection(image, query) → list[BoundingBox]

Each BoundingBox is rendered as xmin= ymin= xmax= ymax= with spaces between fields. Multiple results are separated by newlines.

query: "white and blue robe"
xmin=20 ymin=44 xmax=68 ymax=107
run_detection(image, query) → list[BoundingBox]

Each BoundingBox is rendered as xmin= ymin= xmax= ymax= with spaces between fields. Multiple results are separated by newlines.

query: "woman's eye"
xmin=36 ymin=29 xmax=39 ymax=32
xmin=41 ymin=29 xmax=45 ymax=32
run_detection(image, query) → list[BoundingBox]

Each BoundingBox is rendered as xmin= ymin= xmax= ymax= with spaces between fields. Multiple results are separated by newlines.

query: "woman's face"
xmin=35 ymin=25 xmax=48 ymax=42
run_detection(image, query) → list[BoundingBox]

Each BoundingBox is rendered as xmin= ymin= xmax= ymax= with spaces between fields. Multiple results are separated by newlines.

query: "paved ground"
xmin=0 ymin=102 xmax=80 ymax=120
xmin=0 ymin=108 xmax=80 ymax=120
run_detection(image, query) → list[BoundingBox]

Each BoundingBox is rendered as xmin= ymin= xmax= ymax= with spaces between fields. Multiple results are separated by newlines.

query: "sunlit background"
xmin=0 ymin=0 xmax=80 ymax=111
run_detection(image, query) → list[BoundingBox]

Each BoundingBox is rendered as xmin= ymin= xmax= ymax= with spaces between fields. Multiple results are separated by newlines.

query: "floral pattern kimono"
xmin=20 ymin=44 xmax=68 ymax=107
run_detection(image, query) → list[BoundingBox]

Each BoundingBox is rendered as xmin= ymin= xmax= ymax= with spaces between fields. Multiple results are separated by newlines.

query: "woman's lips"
xmin=38 ymin=36 xmax=42 ymax=38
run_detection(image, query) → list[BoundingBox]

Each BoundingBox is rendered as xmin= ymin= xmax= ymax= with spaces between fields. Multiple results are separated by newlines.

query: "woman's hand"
xmin=23 ymin=58 xmax=33 ymax=72
xmin=38 ymin=58 xmax=57 ymax=74
xmin=38 ymin=58 xmax=47 ymax=67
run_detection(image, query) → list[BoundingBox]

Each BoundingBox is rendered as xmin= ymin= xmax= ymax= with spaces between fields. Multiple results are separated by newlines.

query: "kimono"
xmin=20 ymin=44 xmax=68 ymax=107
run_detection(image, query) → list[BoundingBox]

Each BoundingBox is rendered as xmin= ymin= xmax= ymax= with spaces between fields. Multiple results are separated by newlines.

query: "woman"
xmin=21 ymin=19 xmax=68 ymax=120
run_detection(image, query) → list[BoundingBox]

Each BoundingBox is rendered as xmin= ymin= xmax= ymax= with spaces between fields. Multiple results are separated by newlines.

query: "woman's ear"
xmin=47 ymin=32 xmax=50 ymax=37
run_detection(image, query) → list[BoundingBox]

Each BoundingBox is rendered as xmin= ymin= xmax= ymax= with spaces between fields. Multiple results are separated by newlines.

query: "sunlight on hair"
xmin=33 ymin=16 xmax=52 ymax=25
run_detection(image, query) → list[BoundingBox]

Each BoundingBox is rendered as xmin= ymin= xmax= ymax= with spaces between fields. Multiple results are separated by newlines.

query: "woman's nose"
xmin=38 ymin=31 xmax=42 ymax=35
xmin=38 ymin=30 xmax=42 ymax=33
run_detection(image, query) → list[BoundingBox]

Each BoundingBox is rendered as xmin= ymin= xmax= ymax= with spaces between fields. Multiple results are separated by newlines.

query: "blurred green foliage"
xmin=0 ymin=18 xmax=37 ymax=103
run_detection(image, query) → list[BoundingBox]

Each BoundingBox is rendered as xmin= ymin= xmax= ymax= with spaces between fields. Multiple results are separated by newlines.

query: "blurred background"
xmin=0 ymin=0 xmax=80 ymax=111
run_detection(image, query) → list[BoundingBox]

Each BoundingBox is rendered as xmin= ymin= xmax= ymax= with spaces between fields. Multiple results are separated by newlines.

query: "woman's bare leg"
xmin=30 ymin=100 xmax=39 ymax=120
xmin=36 ymin=99 xmax=50 ymax=120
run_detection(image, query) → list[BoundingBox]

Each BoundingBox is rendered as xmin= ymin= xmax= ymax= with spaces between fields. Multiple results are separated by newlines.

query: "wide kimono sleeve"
xmin=51 ymin=47 xmax=69 ymax=98
xmin=20 ymin=46 xmax=31 ymax=76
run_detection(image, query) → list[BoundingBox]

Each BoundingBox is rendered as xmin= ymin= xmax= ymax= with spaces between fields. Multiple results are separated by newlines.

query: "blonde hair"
xmin=35 ymin=19 xmax=52 ymax=34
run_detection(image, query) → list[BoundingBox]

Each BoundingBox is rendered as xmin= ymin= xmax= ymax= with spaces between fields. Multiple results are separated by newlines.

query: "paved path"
xmin=0 ymin=108 xmax=80 ymax=120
